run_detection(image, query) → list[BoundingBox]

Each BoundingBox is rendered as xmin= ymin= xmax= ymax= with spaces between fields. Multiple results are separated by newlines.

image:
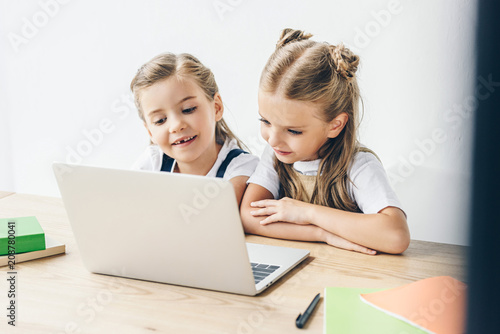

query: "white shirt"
xmin=248 ymin=145 xmax=403 ymax=214
xmin=132 ymin=138 xmax=259 ymax=180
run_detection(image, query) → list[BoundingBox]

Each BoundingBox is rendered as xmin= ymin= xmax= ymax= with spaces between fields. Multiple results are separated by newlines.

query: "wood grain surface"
xmin=0 ymin=193 xmax=467 ymax=333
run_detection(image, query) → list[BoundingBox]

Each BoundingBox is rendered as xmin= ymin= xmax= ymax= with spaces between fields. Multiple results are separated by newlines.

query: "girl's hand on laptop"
xmin=323 ymin=230 xmax=377 ymax=255
xmin=250 ymin=197 xmax=312 ymax=226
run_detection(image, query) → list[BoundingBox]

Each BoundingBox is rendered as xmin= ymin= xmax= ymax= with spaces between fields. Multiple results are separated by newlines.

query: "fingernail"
xmin=250 ymin=202 xmax=255 ymax=206
xmin=250 ymin=211 xmax=255 ymax=215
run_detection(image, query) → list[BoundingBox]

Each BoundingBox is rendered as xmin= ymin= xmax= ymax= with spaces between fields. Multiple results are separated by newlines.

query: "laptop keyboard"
xmin=251 ymin=262 xmax=281 ymax=285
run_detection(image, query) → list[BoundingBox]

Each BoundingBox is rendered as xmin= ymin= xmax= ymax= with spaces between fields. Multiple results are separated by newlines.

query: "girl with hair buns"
xmin=241 ymin=29 xmax=409 ymax=254
xmin=131 ymin=52 xmax=259 ymax=205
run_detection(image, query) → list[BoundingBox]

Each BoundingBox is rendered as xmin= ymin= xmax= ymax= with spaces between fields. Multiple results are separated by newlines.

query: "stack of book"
xmin=0 ymin=216 xmax=65 ymax=266
xmin=324 ymin=276 xmax=467 ymax=334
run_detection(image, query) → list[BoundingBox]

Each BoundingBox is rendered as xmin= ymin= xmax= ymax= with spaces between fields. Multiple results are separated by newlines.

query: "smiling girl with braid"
xmin=131 ymin=52 xmax=259 ymax=205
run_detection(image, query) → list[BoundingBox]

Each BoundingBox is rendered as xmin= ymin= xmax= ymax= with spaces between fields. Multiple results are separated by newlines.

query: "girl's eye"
xmin=182 ymin=106 xmax=197 ymax=114
xmin=288 ymin=129 xmax=302 ymax=135
xmin=154 ymin=118 xmax=167 ymax=125
xmin=259 ymin=118 xmax=270 ymax=125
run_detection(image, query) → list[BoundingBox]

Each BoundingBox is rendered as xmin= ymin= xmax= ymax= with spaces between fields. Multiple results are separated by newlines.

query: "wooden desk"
xmin=0 ymin=191 xmax=14 ymax=200
xmin=0 ymin=193 xmax=466 ymax=333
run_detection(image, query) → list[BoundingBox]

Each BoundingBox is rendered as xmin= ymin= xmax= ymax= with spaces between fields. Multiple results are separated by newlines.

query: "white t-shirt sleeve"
xmin=223 ymin=152 xmax=260 ymax=181
xmin=247 ymin=145 xmax=280 ymax=199
xmin=349 ymin=152 xmax=404 ymax=214
xmin=131 ymin=145 xmax=163 ymax=171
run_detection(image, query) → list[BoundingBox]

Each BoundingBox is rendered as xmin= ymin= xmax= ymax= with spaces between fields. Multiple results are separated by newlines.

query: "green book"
xmin=0 ymin=216 xmax=46 ymax=255
xmin=324 ymin=287 xmax=427 ymax=334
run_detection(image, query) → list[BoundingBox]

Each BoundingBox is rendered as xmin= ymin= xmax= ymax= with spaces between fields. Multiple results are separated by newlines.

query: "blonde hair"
xmin=260 ymin=28 xmax=376 ymax=212
xmin=130 ymin=52 xmax=246 ymax=149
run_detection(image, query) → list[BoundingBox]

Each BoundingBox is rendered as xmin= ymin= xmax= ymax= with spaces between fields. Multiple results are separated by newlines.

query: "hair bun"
xmin=276 ymin=28 xmax=313 ymax=49
xmin=329 ymin=43 xmax=359 ymax=79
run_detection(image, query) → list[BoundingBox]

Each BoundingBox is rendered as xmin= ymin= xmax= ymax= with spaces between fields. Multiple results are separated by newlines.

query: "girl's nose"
xmin=266 ymin=130 xmax=282 ymax=147
xmin=168 ymin=115 xmax=186 ymax=133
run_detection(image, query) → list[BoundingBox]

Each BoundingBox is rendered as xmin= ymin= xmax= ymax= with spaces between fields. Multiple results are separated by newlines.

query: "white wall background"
xmin=0 ymin=0 xmax=477 ymax=245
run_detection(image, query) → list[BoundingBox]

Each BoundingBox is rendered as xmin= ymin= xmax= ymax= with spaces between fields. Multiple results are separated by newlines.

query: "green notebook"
xmin=0 ymin=216 xmax=46 ymax=255
xmin=324 ymin=287 xmax=427 ymax=334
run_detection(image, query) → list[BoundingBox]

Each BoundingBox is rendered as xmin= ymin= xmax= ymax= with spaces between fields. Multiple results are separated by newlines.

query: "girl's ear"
xmin=327 ymin=112 xmax=349 ymax=138
xmin=144 ymin=122 xmax=156 ymax=144
xmin=213 ymin=92 xmax=224 ymax=122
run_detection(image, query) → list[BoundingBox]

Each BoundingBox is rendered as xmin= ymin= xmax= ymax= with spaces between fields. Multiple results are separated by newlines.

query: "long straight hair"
xmin=130 ymin=52 xmax=247 ymax=150
xmin=261 ymin=29 xmax=376 ymax=212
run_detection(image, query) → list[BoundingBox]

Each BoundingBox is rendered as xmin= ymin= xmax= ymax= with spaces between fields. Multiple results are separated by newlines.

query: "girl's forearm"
xmin=230 ymin=176 xmax=250 ymax=207
xmin=305 ymin=205 xmax=410 ymax=254
xmin=241 ymin=208 xmax=324 ymax=242
xmin=240 ymin=183 xmax=324 ymax=242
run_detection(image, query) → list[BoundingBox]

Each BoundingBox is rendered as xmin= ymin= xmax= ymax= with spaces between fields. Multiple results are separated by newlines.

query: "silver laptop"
xmin=52 ymin=162 xmax=309 ymax=296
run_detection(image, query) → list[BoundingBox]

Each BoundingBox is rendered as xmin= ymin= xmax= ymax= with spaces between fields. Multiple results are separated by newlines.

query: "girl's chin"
xmin=275 ymin=154 xmax=296 ymax=164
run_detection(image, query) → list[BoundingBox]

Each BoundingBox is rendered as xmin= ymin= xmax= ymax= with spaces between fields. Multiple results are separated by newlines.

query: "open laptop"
xmin=52 ymin=162 xmax=309 ymax=296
